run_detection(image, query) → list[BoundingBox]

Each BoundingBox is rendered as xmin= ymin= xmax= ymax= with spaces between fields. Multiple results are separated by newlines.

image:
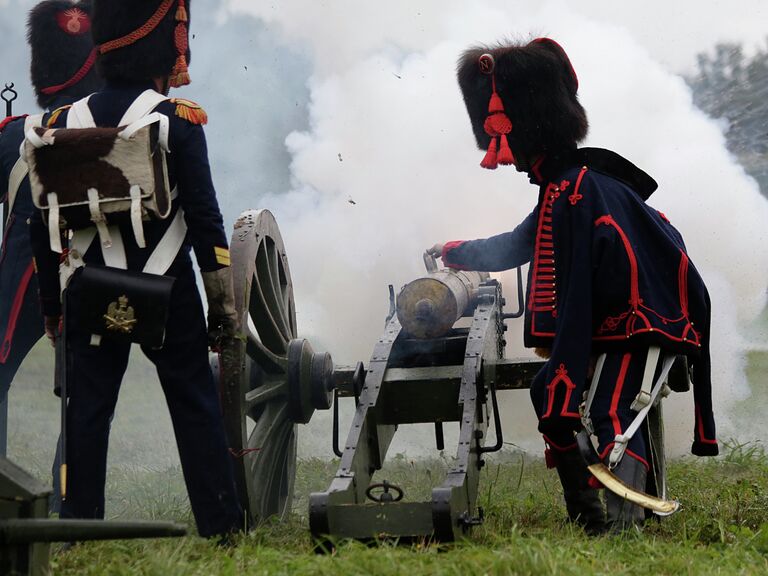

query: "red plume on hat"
xmin=457 ymin=38 xmax=587 ymax=170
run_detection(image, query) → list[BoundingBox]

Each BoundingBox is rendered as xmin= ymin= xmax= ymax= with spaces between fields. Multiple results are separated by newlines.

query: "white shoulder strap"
xmin=5 ymin=114 xmax=44 ymax=223
xmin=119 ymin=89 xmax=168 ymax=126
xmin=119 ymin=112 xmax=170 ymax=152
xmin=142 ymin=207 xmax=187 ymax=275
xmin=24 ymin=114 xmax=45 ymax=133
xmin=67 ymin=96 xmax=95 ymax=128
xmin=6 ymin=118 xmax=38 ymax=222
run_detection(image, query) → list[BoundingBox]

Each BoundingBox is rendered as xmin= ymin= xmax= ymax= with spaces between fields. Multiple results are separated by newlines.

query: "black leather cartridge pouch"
xmin=68 ymin=266 xmax=175 ymax=349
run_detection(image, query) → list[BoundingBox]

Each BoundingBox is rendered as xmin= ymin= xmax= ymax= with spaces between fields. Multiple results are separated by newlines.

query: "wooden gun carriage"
xmin=215 ymin=209 xmax=688 ymax=544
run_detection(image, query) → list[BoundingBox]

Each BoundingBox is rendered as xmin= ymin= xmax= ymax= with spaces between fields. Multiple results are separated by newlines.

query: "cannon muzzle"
xmin=396 ymin=257 xmax=489 ymax=338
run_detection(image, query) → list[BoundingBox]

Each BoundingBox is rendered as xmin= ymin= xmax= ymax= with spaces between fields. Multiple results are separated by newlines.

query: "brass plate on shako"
xmin=103 ymin=295 xmax=137 ymax=334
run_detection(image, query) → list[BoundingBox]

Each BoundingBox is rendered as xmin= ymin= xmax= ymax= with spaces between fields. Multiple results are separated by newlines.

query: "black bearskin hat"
xmin=457 ymin=38 xmax=588 ymax=166
xmin=28 ymin=0 xmax=102 ymax=109
xmin=92 ymin=0 xmax=192 ymax=86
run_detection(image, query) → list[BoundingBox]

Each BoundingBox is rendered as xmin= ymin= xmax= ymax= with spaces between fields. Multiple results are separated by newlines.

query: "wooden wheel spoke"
xmin=269 ymin=242 xmax=293 ymax=336
xmin=250 ymin=256 xmax=289 ymax=354
xmin=244 ymin=378 xmax=287 ymax=412
xmin=245 ymin=324 xmax=286 ymax=374
xmin=256 ymin=240 xmax=292 ymax=340
xmin=279 ymin=257 xmax=293 ymax=327
xmin=245 ymin=403 xmax=297 ymax=520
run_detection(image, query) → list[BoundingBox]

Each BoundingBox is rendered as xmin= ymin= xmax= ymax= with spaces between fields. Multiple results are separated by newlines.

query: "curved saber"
xmin=575 ymin=430 xmax=680 ymax=516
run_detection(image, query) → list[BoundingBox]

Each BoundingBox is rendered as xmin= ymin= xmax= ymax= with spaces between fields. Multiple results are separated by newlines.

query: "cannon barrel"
xmin=396 ymin=268 xmax=489 ymax=339
xmin=0 ymin=519 xmax=186 ymax=544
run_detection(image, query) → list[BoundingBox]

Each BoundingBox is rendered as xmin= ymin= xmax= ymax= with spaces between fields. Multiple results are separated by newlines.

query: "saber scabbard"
xmin=575 ymin=430 xmax=679 ymax=516
xmin=56 ymin=289 xmax=69 ymax=501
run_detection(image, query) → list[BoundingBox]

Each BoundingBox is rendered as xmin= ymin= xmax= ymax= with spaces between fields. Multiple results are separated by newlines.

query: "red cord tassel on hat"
xmin=170 ymin=0 xmax=190 ymax=88
xmin=477 ymin=54 xmax=515 ymax=170
xmin=480 ymin=137 xmax=498 ymax=169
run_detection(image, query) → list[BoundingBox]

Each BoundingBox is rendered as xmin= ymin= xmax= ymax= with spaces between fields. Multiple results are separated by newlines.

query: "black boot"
xmin=605 ymin=456 xmax=647 ymax=534
xmin=552 ymin=449 xmax=606 ymax=535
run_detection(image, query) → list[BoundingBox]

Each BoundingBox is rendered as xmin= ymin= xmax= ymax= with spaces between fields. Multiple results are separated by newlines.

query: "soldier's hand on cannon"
xmin=202 ymin=268 xmax=240 ymax=351
xmin=44 ymin=316 xmax=61 ymax=346
xmin=427 ymin=243 xmax=445 ymax=259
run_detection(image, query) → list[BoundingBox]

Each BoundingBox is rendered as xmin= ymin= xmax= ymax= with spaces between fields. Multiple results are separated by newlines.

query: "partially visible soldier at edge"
xmin=430 ymin=38 xmax=718 ymax=533
xmin=0 ymin=0 xmax=103 ymax=458
xmin=28 ymin=0 xmax=244 ymax=538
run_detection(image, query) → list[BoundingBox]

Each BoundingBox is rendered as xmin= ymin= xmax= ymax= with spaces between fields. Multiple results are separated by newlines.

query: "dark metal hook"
xmin=2 ymin=83 xmax=18 ymax=117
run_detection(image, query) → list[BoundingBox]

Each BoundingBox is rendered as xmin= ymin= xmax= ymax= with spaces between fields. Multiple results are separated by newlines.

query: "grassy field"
xmin=6 ymin=342 xmax=768 ymax=575
xmin=45 ymin=448 xmax=768 ymax=575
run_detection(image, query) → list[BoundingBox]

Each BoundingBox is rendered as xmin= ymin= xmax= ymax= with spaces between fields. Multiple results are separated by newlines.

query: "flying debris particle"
xmin=192 ymin=34 xmax=196 ymax=39
xmin=338 ymin=153 xmax=343 ymax=162
xmin=393 ymin=73 xmax=402 ymax=79
xmin=348 ymin=199 xmax=356 ymax=205
xmin=244 ymin=65 xmax=248 ymax=71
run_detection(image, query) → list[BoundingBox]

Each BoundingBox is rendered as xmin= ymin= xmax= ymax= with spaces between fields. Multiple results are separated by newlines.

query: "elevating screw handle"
xmin=423 ymin=251 xmax=438 ymax=273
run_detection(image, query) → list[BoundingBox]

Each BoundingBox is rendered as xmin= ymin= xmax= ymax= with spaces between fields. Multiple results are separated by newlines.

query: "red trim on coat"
xmin=595 ymin=215 xmax=639 ymax=306
xmin=528 ymin=183 xmax=562 ymax=337
xmin=0 ymin=114 xmax=27 ymax=133
xmin=568 ymin=167 xmax=588 ymax=205
xmin=592 ymin=215 xmax=700 ymax=348
xmin=695 ymin=404 xmax=718 ymax=444
xmin=594 ymin=330 xmax=700 ymax=346
xmin=0 ymin=261 xmax=35 ymax=363
xmin=598 ymin=443 xmax=650 ymax=471
xmin=542 ymin=363 xmax=581 ymax=419
xmin=609 ymin=353 xmax=632 ymax=436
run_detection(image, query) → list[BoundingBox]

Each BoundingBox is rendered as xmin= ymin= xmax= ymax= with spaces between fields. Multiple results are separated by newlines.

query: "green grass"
xmin=6 ymin=342 xmax=768 ymax=574
xmin=38 ymin=450 xmax=768 ymax=575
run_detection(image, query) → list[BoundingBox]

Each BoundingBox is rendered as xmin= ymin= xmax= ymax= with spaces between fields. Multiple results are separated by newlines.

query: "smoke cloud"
xmin=1 ymin=0 xmax=766 ymax=466
xmin=221 ymin=0 xmax=768 ymax=456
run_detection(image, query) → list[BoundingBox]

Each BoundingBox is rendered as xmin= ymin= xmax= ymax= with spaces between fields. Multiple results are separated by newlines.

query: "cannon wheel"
xmin=218 ymin=209 xmax=298 ymax=525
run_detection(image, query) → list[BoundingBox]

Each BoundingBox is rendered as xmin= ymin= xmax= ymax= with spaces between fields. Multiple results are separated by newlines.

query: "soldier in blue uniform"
xmin=28 ymin=0 xmax=243 ymax=538
xmin=431 ymin=38 xmax=718 ymax=533
xmin=0 ymin=0 xmax=103 ymax=457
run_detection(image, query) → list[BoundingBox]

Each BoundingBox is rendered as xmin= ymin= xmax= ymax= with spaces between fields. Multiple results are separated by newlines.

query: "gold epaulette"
xmin=170 ymin=98 xmax=208 ymax=125
xmin=46 ymin=105 xmax=72 ymax=128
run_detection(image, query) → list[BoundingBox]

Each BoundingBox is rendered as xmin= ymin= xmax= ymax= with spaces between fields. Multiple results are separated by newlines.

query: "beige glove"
xmin=427 ymin=243 xmax=445 ymax=259
xmin=202 ymin=267 xmax=240 ymax=350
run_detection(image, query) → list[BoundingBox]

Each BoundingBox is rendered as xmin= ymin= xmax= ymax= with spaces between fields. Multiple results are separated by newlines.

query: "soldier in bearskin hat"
xmin=430 ymin=38 xmax=718 ymax=533
xmin=0 ymin=0 xmax=103 ymax=457
xmin=28 ymin=0 xmax=244 ymax=538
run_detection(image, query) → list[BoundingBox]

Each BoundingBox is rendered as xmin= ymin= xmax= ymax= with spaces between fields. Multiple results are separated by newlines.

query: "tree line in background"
xmin=686 ymin=40 xmax=768 ymax=195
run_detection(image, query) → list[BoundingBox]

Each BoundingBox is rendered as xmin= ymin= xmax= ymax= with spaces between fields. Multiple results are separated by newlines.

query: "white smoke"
xmin=222 ymin=0 xmax=768 ymax=457
xmin=2 ymin=0 xmax=766 ymax=469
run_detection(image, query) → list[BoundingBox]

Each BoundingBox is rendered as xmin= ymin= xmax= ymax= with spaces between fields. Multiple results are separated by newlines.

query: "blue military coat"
xmin=443 ymin=147 xmax=718 ymax=457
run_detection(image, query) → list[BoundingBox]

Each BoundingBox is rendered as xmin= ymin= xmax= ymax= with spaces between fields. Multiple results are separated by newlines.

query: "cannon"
xmin=216 ymin=209 xmax=686 ymax=542
xmin=0 ymin=457 xmax=186 ymax=576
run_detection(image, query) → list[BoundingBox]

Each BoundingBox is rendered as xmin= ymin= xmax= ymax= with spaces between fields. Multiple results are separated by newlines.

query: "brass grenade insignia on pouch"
xmin=104 ymin=295 xmax=137 ymax=334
